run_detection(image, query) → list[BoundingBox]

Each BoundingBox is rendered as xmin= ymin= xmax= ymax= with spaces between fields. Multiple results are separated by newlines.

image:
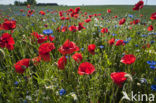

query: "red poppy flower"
xmin=61 ymin=26 xmax=68 ymax=32
xmin=2 ymin=20 xmax=16 ymax=30
xmin=0 ymin=24 xmax=4 ymax=30
xmin=60 ymin=16 xmax=65 ymax=20
xmin=58 ymin=40 xmax=79 ymax=55
xmin=49 ymin=35 xmax=55 ymax=42
xmin=72 ymin=53 xmax=83 ymax=63
xmin=0 ymin=33 xmax=15 ymax=50
xmin=140 ymin=14 xmax=143 ymax=17
xmin=31 ymin=32 xmax=47 ymax=44
xmin=39 ymin=11 xmax=46 ymax=15
xmin=75 ymin=7 xmax=80 ymax=14
xmin=150 ymin=12 xmax=156 ymax=20
xmin=133 ymin=19 xmax=140 ymax=25
xmin=133 ymin=0 xmax=144 ymax=11
xmin=142 ymin=43 xmax=151 ymax=49
xmin=116 ymin=40 xmax=125 ymax=46
xmin=111 ymin=72 xmax=127 ymax=87
xmin=65 ymin=17 xmax=70 ymax=20
xmin=38 ymin=43 xmax=55 ymax=61
xmin=74 ymin=14 xmax=79 ymax=18
xmin=88 ymin=44 xmax=96 ymax=55
xmin=108 ymin=38 xmax=115 ymax=45
xmin=147 ymin=25 xmax=153 ymax=31
xmin=77 ymin=22 xmax=85 ymax=31
xmin=78 ymin=62 xmax=95 ymax=75
xmin=69 ymin=25 xmax=77 ymax=32
xmin=56 ymin=26 xmax=61 ymax=32
xmin=57 ymin=56 xmax=67 ymax=70
xmin=93 ymin=14 xmax=97 ymax=17
xmin=69 ymin=8 xmax=74 ymax=12
xmin=32 ymin=56 xmax=41 ymax=65
xmin=20 ymin=9 xmax=24 ymax=12
xmin=107 ymin=9 xmax=111 ymax=13
xmin=27 ymin=10 xmax=35 ymax=15
xmin=70 ymin=13 xmax=74 ymax=17
xmin=59 ymin=11 xmax=63 ymax=17
xmin=85 ymin=18 xmax=91 ymax=23
xmin=114 ymin=15 xmax=118 ymax=18
xmin=14 ymin=59 xmax=30 ymax=74
xmin=119 ymin=18 xmax=126 ymax=25
xmin=101 ymin=28 xmax=108 ymax=33
xmin=84 ymin=12 xmax=87 ymax=15
xmin=121 ymin=54 xmax=136 ymax=64
xmin=88 ymin=15 xmax=93 ymax=18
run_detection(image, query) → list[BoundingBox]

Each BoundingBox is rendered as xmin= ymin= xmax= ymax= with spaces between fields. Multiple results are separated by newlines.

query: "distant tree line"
xmin=14 ymin=0 xmax=36 ymax=6
xmin=14 ymin=0 xmax=58 ymax=6
xmin=37 ymin=3 xmax=58 ymax=6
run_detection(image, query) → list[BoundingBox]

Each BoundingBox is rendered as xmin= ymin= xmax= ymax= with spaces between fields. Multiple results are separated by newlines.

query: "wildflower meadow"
xmin=0 ymin=0 xmax=156 ymax=103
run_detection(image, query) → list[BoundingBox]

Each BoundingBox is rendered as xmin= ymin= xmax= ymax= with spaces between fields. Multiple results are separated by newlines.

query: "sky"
xmin=0 ymin=0 xmax=156 ymax=5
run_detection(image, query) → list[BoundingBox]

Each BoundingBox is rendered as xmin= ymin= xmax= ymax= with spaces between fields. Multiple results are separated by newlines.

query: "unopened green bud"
xmin=0 ymin=49 xmax=5 ymax=61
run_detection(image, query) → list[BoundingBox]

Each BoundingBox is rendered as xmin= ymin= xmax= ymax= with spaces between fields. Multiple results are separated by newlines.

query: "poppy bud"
xmin=0 ymin=49 xmax=5 ymax=61
xmin=124 ymin=74 xmax=133 ymax=82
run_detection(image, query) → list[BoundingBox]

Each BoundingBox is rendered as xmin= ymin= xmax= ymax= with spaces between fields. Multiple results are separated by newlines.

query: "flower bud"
xmin=0 ymin=49 xmax=5 ymax=61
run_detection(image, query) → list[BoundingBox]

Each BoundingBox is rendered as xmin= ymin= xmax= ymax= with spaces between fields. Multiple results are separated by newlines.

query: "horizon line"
xmin=0 ymin=4 xmax=156 ymax=6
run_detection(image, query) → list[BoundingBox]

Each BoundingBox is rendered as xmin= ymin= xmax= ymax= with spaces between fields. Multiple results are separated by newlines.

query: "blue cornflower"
xmin=150 ymin=65 xmax=156 ymax=70
xmin=151 ymin=85 xmax=156 ymax=91
xmin=127 ymin=37 xmax=131 ymax=41
xmin=81 ymin=48 xmax=84 ymax=51
xmin=99 ymin=45 xmax=104 ymax=49
xmin=23 ymin=100 xmax=27 ymax=103
xmin=112 ymin=34 xmax=117 ymax=36
xmin=147 ymin=61 xmax=156 ymax=65
xmin=43 ymin=29 xmax=53 ymax=35
xmin=135 ymin=44 xmax=139 ymax=47
xmin=14 ymin=81 xmax=19 ymax=86
xmin=52 ymin=19 xmax=56 ymax=22
xmin=98 ymin=29 xmax=101 ymax=32
xmin=114 ymin=25 xmax=118 ymax=28
xmin=150 ymin=41 xmax=155 ymax=44
xmin=59 ymin=89 xmax=66 ymax=96
xmin=61 ymin=25 xmax=64 ymax=29
xmin=141 ymin=34 xmax=148 ymax=37
xmin=65 ymin=56 xmax=68 ymax=59
xmin=148 ymin=32 xmax=153 ymax=35
xmin=128 ymin=14 xmax=133 ymax=18
xmin=154 ymin=78 xmax=156 ymax=81
xmin=137 ymin=32 xmax=140 ymax=34
xmin=65 ymin=56 xmax=70 ymax=59
xmin=115 ymin=39 xmax=120 ymax=41
xmin=122 ymin=53 xmax=125 ymax=57
xmin=123 ymin=41 xmax=129 ymax=44
xmin=140 ymin=78 xmax=147 ymax=84
xmin=22 ymin=14 xmax=26 ymax=16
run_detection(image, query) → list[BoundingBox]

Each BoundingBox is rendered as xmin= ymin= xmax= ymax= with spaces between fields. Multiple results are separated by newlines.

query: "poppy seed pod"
xmin=0 ymin=49 xmax=5 ymax=61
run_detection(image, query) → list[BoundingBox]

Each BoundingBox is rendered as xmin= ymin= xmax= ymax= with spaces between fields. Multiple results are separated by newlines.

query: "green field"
xmin=0 ymin=5 xmax=156 ymax=103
